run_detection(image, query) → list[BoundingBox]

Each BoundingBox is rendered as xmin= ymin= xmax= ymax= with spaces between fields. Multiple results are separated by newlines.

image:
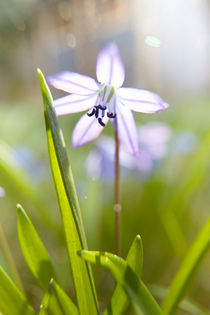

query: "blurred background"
xmin=0 ymin=0 xmax=210 ymax=313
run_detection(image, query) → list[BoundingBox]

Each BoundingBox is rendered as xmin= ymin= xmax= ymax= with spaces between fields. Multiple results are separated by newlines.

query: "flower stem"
xmin=114 ymin=127 xmax=121 ymax=256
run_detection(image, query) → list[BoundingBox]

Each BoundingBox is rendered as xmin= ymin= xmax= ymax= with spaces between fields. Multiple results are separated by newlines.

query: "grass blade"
xmin=79 ymin=250 xmax=162 ymax=315
xmin=104 ymin=234 xmax=143 ymax=315
xmin=39 ymin=290 xmax=51 ymax=315
xmin=162 ymin=219 xmax=210 ymax=314
xmin=0 ymin=266 xmax=35 ymax=315
xmin=39 ymin=279 xmax=78 ymax=315
xmin=17 ymin=204 xmax=55 ymax=290
xmin=49 ymin=279 xmax=78 ymax=315
xmin=37 ymin=69 xmax=99 ymax=315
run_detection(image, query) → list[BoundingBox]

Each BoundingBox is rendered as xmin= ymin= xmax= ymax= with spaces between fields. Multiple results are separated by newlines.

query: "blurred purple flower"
xmin=136 ymin=122 xmax=172 ymax=173
xmin=0 ymin=187 xmax=5 ymax=198
xmin=173 ymin=131 xmax=199 ymax=154
xmin=86 ymin=122 xmax=172 ymax=181
xmin=48 ymin=42 xmax=169 ymax=155
xmin=13 ymin=147 xmax=46 ymax=182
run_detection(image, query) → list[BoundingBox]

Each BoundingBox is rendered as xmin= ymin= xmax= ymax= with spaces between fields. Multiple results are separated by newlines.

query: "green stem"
xmin=114 ymin=127 xmax=121 ymax=256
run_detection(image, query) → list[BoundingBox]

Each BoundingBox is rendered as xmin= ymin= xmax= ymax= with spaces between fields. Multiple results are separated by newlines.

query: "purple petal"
xmin=118 ymin=88 xmax=169 ymax=113
xmin=54 ymin=93 xmax=98 ymax=115
xmin=96 ymin=43 xmax=125 ymax=88
xmin=115 ymin=102 xmax=139 ymax=155
xmin=72 ymin=113 xmax=109 ymax=147
xmin=47 ymin=71 xmax=99 ymax=95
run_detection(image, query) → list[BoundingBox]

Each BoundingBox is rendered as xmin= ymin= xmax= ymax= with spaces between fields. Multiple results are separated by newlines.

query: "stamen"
xmin=98 ymin=118 xmax=105 ymax=127
xmin=97 ymin=105 xmax=107 ymax=110
xmin=107 ymin=112 xmax=116 ymax=118
xmin=87 ymin=108 xmax=96 ymax=116
xmin=95 ymin=107 xmax=99 ymax=118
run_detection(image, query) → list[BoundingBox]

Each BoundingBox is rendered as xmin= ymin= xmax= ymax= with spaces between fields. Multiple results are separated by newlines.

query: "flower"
xmin=136 ymin=122 xmax=172 ymax=173
xmin=0 ymin=187 xmax=5 ymax=198
xmin=173 ymin=131 xmax=199 ymax=154
xmin=86 ymin=122 xmax=172 ymax=182
xmin=48 ymin=43 xmax=169 ymax=155
xmin=13 ymin=147 xmax=46 ymax=182
xmin=86 ymin=136 xmax=134 ymax=182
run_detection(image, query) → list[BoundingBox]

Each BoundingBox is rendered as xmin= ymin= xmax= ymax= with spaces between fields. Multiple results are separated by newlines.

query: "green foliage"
xmin=0 ymin=73 xmax=209 ymax=314
xmin=79 ymin=249 xmax=162 ymax=315
xmin=150 ymin=285 xmax=210 ymax=314
xmin=104 ymin=234 xmax=143 ymax=315
xmin=0 ymin=140 xmax=59 ymax=235
xmin=162 ymin=219 xmax=210 ymax=314
xmin=159 ymin=132 xmax=210 ymax=257
xmin=17 ymin=204 xmax=55 ymax=290
xmin=49 ymin=279 xmax=78 ymax=315
xmin=0 ymin=266 xmax=35 ymax=315
xmin=39 ymin=279 xmax=78 ymax=315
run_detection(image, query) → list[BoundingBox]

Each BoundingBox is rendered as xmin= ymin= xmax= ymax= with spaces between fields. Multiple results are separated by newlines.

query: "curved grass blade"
xmin=0 ymin=266 xmax=35 ymax=315
xmin=79 ymin=250 xmax=162 ymax=315
xmin=37 ymin=69 xmax=99 ymax=315
xmin=39 ymin=279 xmax=78 ymax=315
xmin=104 ymin=234 xmax=143 ymax=315
xmin=162 ymin=219 xmax=210 ymax=315
xmin=17 ymin=204 xmax=55 ymax=290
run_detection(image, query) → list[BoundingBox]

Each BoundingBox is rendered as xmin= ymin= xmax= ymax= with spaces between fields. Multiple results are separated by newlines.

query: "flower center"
xmin=87 ymin=85 xmax=116 ymax=126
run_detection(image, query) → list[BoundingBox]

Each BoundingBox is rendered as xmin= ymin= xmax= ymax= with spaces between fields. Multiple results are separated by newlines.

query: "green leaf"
xmin=0 ymin=266 xmax=35 ymax=315
xmin=79 ymin=250 xmax=162 ymax=315
xmin=37 ymin=69 xmax=99 ymax=315
xmin=162 ymin=219 xmax=210 ymax=315
xmin=39 ymin=279 xmax=78 ymax=315
xmin=17 ymin=204 xmax=55 ymax=290
xmin=50 ymin=279 xmax=78 ymax=315
xmin=39 ymin=289 xmax=51 ymax=315
xmin=104 ymin=234 xmax=143 ymax=315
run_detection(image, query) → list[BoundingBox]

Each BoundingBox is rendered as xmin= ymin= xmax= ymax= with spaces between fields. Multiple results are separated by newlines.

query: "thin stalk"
xmin=114 ymin=127 xmax=121 ymax=256
xmin=0 ymin=223 xmax=25 ymax=294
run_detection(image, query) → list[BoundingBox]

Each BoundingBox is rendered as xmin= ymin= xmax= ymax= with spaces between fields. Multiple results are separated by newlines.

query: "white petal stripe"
xmin=54 ymin=93 xmax=98 ymax=115
xmin=116 ymin=102 xmax=139 ymax=155
xmin=118 ymin=88 xmax=169 ymax=113
xmin=48 ymin=71 xmax=99 ymax=95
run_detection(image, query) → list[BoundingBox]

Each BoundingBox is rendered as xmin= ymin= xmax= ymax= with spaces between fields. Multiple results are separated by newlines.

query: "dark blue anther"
xmin=98 ymin=118 xmax=105 ymax=127
xmin=107 ymin=112 xmax=116 ymax=118
xmin=97 ymin=105 xmax=107 ymax=110
xmin=87 ymin=108 xmax=96 ymax=117
xmin=95 ymin=107 xmax=99 ymax=118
